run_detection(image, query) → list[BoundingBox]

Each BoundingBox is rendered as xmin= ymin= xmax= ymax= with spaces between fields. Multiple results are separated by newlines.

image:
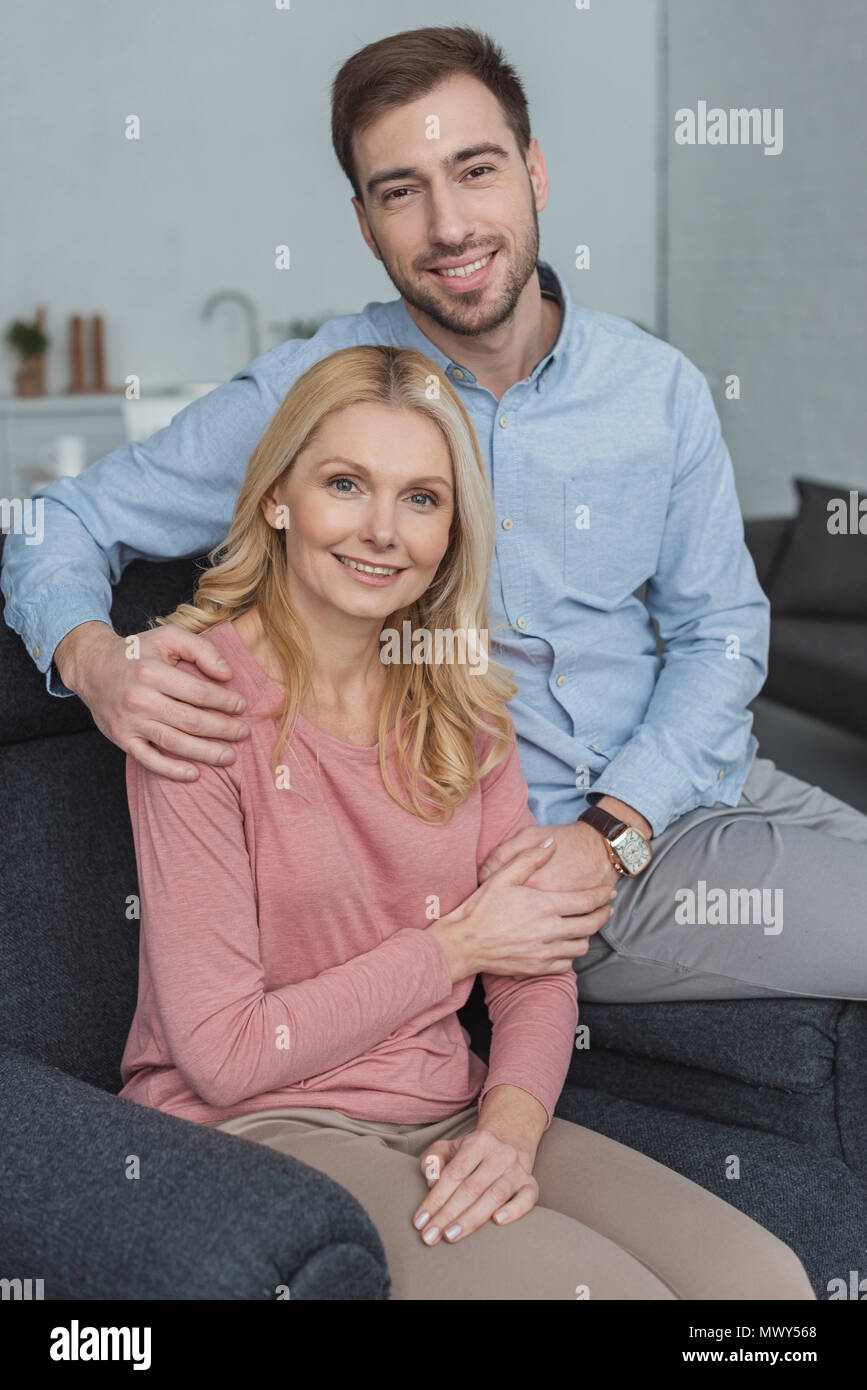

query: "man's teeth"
xmin=432 ymin=252 xmax=494 ymax=278
xmin=336 ymin=555 xmax=400 ymax=576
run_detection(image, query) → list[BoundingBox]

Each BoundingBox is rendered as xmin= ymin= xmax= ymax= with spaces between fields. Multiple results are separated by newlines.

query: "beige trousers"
xmin=212 ymin=1102 xmax=816 ymax=1301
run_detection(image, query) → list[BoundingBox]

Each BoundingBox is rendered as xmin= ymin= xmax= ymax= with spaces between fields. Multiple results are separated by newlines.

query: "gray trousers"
xmin=577 ymin=757 xmax=867 ymax=1002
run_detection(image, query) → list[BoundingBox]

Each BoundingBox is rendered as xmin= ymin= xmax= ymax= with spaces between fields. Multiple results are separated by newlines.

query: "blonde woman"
xmin=118 ymin=345 xmax=814 ymax=1301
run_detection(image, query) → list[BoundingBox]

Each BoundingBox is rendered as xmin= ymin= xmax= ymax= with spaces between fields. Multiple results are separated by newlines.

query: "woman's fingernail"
xmin=234 ymin=696 xmax=247 ymax=713
xmin=609 ymin=888 xmax=617 ymax=898
xmin=539 ymin=836 xmax=554 ymax=848
xmin=422 ymin=1226 xmax=440 ymax=1245
xmin=414 ymin=1211 xmax=430 ymax=1230
xmin=479 ymin=866 xmax=491 ymax=881
xmin=444 ymin=1225 xmax=462 ymax=1241
xmin=494 ymin=1209 xmax=510 ymax=1224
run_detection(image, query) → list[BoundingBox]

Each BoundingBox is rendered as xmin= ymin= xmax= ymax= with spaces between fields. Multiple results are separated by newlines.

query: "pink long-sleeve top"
xmin=118 ymin=617 xmax=578 ymax=1129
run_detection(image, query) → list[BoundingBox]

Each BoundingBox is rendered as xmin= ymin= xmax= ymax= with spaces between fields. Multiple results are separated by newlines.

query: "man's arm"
xmin=1 ymin=361 xmax=281 ymax=697
xmin=586 ymin=358 xmax=769 ymax=838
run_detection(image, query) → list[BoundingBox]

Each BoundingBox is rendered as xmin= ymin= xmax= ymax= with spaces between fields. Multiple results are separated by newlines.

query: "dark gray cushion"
xmin=766 ymin=615 xmax=867 ymax=738
xmin=0 ymin=1045 xmax=389 ymax=1300
xmin=767 ymin=478 xmax=867 ymax=619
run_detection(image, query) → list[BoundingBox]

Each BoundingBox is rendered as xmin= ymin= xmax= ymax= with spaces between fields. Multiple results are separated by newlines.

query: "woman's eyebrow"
xmin=316 ymin=457 xmax=453 ymax=492
xmin=365 ymin=143 xmax=511 ymax=197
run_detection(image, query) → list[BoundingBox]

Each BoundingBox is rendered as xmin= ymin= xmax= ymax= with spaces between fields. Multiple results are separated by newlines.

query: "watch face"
xmin=613 ymin=828 xmax=651 ymax=874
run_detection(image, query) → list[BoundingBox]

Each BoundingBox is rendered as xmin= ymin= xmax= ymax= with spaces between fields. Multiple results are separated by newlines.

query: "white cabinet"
xmin=0 ymin=395 xmax=126 ymax=500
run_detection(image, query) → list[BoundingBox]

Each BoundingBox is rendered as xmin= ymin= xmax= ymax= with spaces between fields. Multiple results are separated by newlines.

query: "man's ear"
xmin=351 ymin=195 xmax=382 ymax=262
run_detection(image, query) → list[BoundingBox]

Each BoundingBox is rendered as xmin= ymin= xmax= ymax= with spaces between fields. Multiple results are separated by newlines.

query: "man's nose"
xmin=424 ymin=180 xmax=475 ymax=255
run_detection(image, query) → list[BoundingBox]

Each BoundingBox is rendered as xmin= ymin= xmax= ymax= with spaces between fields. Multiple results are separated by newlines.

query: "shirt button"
xmin=501 ymin=518 xmax=514 ymax=530
xmin=516 ymin=617 xmax=527 ymax=629
xmin=498 ymin=415 xmax=508 ymax=428
xmin=452 ymin=368 xmax=464 ymax=380
xmin=32 ymin=645 xmax=40 ymax=658
xmin=589 ymin=743 xmax=600 ymax=752
xmin=556 ymin=674 xmax=566 ymax=687
xmin=718 ymin=769 xmax=724 ymax=779
xmin=5 ymin=588 xmax=10 ymax=598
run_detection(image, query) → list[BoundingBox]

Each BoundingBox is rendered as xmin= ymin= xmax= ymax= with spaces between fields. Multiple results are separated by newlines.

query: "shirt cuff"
xmin=587 ymin=741 xmax=749 ymax=839
xmin=4 ymin=591 xmax=114 ymax=699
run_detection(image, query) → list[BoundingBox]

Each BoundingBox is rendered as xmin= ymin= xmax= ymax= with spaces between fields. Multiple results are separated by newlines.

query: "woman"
xmin=119 ymin=345 xmax=814 ymax=1301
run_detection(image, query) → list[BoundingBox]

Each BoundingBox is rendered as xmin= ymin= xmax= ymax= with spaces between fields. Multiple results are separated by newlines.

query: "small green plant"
xmin=5 ymin=318 xmax=50 ymax=357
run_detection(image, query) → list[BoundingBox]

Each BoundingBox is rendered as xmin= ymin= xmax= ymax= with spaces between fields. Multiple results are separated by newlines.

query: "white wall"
xmin=665 ymin=0 xmax=866 ymax=515
xmin=0 ymin=0 xmax=659 ymax=392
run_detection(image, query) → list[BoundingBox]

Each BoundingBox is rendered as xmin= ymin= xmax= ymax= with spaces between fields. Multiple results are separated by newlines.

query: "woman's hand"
xmin=429 ymin=837 xmax=617 ymax=982
xmin=411 ymin=1128 xmax=539 ymax=1246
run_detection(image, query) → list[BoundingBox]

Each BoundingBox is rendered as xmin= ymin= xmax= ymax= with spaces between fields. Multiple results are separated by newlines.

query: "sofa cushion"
xmin=766 ymin=478 xmax=867 ymax=619
xmin=554 ymin=1083 xmax=867 ymax=1300
xmin=0 ymin=729 xmax=139 ymax=1092
xmin=765 ymin=615 xmax=867 ymax=737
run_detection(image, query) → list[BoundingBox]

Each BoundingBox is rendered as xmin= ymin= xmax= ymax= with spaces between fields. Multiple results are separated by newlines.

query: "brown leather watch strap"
xmin=578 ymin=805 xmax=628 ymax=841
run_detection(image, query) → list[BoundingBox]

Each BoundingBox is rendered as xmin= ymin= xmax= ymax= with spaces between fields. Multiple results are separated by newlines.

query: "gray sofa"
xmin=1 ymin=540 xmax=864 ymax=1299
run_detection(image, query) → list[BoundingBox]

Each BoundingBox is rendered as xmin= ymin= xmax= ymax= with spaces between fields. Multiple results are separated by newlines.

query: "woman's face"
xmin=263 ymin=402 xmax=456 ymax=627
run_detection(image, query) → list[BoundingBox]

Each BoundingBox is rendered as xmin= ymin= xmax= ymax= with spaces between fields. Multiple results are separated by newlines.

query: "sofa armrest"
xmin=0 ymin=1046 xmax=389 ymax=1300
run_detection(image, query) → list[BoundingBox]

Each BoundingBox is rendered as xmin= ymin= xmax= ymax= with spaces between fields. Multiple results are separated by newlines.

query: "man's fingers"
xmin=125 ymin=737 xmax=201 ymax=782
xmin=548 ymin=883 xmax=618 ymax=918
xmin=158 ymin=628 xmax=237 ymax=683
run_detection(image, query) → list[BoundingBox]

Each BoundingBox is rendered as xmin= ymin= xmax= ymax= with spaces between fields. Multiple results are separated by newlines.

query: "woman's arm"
xmin=125 ymin=756 xmax=455 ymax=1109
xmin=473 ymin=731 xmax=580 ymax=1139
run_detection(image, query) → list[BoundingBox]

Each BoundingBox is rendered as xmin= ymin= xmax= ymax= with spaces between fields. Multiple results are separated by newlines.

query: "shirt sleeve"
xmin=125 ymin=753 xmax=455 ymax=1110
xmin=0 ymin=357 xmax=283 ymax=698
xmin=473 ymin=728 xmax=579 ymax=1132
xmin=586 ymin=358 xmax=769 ymax=837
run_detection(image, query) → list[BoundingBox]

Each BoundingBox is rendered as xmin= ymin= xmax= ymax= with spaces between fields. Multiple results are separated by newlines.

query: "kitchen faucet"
xmin=200 ymin=290 xmax=261 ymax=364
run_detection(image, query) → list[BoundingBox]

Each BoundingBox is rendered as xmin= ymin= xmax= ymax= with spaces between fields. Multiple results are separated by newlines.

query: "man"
xmin=3 ymin=25 xmax=865 ymax=1003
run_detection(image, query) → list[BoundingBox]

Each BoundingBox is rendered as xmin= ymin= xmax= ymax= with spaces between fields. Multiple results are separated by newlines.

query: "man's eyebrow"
xmin=365 ymin=143 xmax=511 ymax=198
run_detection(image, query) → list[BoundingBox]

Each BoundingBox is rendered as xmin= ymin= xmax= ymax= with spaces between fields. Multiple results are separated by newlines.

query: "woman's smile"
xmin=331 ymin=550 xmax=410 ymax=586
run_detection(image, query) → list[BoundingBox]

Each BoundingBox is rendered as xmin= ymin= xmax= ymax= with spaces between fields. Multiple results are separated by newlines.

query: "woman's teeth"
xmin=432 ymin=252 xmax=494 ymax=278
xmin=335 ymin=555 xmax=401 ymax=576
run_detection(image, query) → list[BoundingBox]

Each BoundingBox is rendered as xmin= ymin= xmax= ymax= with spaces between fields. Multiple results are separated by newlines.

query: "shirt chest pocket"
xmin=562 ymin=475 xmax=667 ymax=606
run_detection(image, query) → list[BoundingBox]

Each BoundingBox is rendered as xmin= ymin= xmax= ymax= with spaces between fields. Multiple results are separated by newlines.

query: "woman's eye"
xmin=329 ymin=477 xmax=358 ymax=494
xmin=408 ymin=491 xmax=436 ymax=507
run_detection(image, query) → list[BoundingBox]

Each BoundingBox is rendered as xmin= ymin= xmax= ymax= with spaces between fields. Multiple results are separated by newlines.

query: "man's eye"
xmin=465 ymin=165 xmax=494 ymax=180
xmin=383 ymin=187 xmax=411 ymax=203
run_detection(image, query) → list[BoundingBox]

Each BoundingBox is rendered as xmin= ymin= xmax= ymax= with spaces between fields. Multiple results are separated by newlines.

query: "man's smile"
xmin=425 ymin=248 xmax=499 ymax=291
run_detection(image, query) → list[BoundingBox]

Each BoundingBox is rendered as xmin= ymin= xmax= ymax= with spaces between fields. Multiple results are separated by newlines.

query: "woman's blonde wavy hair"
xmin=152 ymin=344 xmax=518 ymax=823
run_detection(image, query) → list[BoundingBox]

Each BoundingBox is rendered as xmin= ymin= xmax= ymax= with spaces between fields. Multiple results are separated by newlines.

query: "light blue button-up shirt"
xmin=1 ymin=260 xmax=767 ymax=836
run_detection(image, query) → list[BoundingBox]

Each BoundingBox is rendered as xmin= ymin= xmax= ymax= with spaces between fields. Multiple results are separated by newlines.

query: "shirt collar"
xmin=381 ymin=258 xmax=572 ymax=390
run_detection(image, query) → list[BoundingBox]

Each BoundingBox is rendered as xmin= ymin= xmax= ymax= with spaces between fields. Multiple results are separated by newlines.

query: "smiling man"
xmin=3 ymin=25 xmax=866 ymax=1010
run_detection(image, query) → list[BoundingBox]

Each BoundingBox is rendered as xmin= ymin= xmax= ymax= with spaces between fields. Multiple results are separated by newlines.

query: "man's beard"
xmin=372 ymin=203 xmax=541 ymax=339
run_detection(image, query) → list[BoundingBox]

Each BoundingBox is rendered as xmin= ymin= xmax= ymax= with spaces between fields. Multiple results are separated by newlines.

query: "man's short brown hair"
xmin=331 ymin=25 xmax=532 ymax=200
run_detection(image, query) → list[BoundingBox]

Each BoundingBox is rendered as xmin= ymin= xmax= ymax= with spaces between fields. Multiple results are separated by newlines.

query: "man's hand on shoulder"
xmin=54 ymin=620 xmax=251 ymax=780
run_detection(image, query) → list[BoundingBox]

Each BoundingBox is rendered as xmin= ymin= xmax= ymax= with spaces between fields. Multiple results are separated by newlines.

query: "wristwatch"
xmin=577 ymin=805 xmax=653 ymax=877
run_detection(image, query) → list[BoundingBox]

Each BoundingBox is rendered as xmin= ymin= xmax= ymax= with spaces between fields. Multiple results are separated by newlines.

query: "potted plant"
xmin=5 ymin=307 xmax=50 ymax=396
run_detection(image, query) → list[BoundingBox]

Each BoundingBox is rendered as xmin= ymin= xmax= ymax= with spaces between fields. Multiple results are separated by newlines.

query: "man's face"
xmin=350 ymin=74 xmax=548 ymax=338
